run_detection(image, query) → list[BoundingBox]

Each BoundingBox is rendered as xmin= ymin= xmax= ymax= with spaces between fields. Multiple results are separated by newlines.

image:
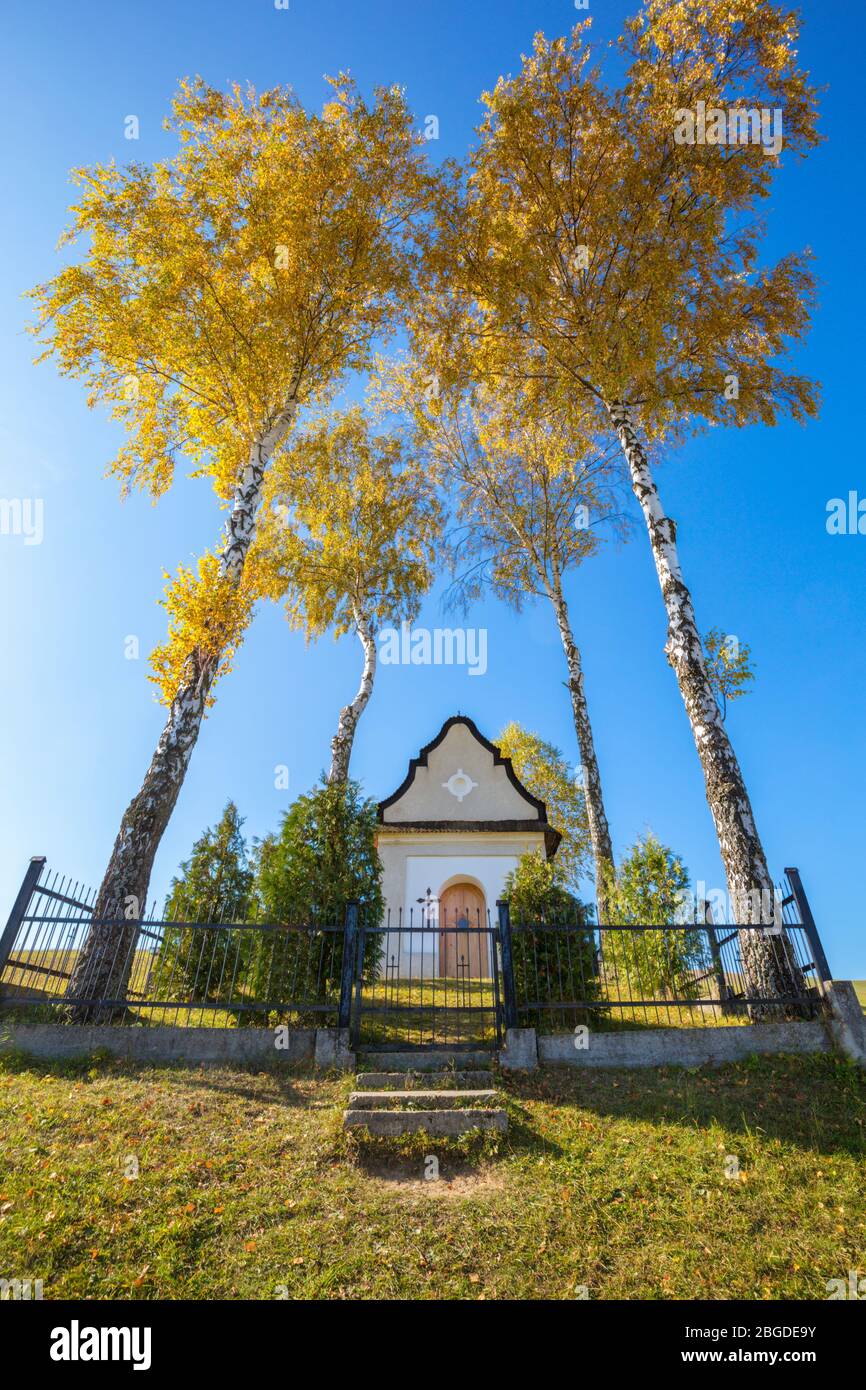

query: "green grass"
xmin=358 ymin=977 xmax=500 ymax=1047
xmin=0 ymin=1050 xmax=863 ymax=1300
xmin=3 ymin=961 xmax=754 ymax=1037
xmin=1 ymin=949 xmax=153 ymax=996
xmin=852 ymin=981 xmax=866 ymax=1015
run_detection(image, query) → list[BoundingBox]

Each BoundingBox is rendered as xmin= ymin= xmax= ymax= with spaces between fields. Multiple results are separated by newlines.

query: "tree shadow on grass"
xmin=0 ymin=1048 xmax=329 ymax=1109
xmin=152 ymin=1065 xmax=334 ymax=1109
xmin=501 ymin=1053 xmax=866 ymax=1160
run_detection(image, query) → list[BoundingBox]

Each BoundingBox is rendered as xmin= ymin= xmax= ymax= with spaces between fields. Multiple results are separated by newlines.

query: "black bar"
xmin=26 ymin=885 xmax=93 ymax=912
xmin=5 ymin=1298 xmax=857 ymax=1371
xmin=70 ymin=917 xmax=347 ymax=933
xmin=7 ymin=995 xmax=338 ymax=1016
xmin=0 ymin=856 xmax=46 ymax=975
xmin=338 ymin=900 xmax=359 ymax=1030
xmin=701 ymin=901 xmax=732 ymax=1011
xmin=490 ymin=919 xmax=503 ymax=1048
xmin=785 ymin=867 xmax=832 ymax=981
xmin=358 ymin=1004 xmax=495 ymax=1016
xmin=3 ymin=957 xmax=72 ymax=982
xmin=517 ymin=993 xmax=810 ymax=1010
xmin=497 ymin=900 xmax=517 ymax=1030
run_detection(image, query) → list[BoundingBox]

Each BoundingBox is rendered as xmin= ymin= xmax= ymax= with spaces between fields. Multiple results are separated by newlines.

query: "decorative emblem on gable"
xmin=441 ymin=768 xmax=478 ymax=803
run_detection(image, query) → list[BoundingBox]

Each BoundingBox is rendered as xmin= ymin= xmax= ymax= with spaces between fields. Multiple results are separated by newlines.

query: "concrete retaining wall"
xmin=822 ymin=981 xmax=866 ymax=1065
xmin=4 ymin=982 xmax=863 ymax=1076
xmin=503 ymin=982 xmax=866 ymax=1071
xmin=533 ymin=1020 xmax=831 ymax=1069
xmin=0 ymin=1023 xmax=318 ymax=1065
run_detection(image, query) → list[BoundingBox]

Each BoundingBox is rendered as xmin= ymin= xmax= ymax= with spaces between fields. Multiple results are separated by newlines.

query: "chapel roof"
xmin=377 ymin=715 xmax=562 ymax=859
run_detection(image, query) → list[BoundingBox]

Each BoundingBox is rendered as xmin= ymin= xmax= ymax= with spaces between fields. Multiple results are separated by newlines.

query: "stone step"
xmin=343 ymin=1108 xmax=507 ymax=1137
xmin=355 ymin=1050 xmax=493 ymax=1072
xmin=355 ymin=1070 xmax=494 ymax=1091
xmin=346 ymin=1089 xmax=498 ymax=1110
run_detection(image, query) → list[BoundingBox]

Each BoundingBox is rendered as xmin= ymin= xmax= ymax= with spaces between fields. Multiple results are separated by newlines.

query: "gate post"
xmin=0 ymin=856 xmax=46 ymax=976
xmin=338 ymin=900 xmax=360 ymax=1031
xmin=497 ymin=899 xmax=518 ymax=1031
xmin=785 ymin=867 xmax=832 ymax=983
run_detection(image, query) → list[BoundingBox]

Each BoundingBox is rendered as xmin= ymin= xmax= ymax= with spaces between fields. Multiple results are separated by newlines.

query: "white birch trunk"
xmin=605 ymin=400 xmax=802 ymax=1008
xmin=328 ymin=602 xmax=377 ymax=785
xmin=548 ymin=577 xmax=614 ymax=925
xmin=68 ymin=397 xmax=300 ymax=1015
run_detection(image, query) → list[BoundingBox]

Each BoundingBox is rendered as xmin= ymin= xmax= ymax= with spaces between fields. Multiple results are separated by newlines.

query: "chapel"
xmin=375 ymin=715 xmax=561 ymax=974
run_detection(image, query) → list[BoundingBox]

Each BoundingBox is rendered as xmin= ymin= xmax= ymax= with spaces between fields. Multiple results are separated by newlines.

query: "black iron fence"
xmin=502 ymin=889 xmax=827 ymax=1033
xmin=0 ymin=858 xmax=368 ymax=1028
xmin=0 ymin=859 xmax=832 ymax=1037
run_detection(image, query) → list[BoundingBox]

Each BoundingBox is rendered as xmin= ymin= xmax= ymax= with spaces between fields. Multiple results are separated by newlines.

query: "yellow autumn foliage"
xmin=29 ymin=73 xmax=431 ymax=503
xmin=30 ymin=74 xmax=432 ymax=711
xmin=373 ymin=354 xmax=624 ymax=610
xmin=409 ymin=4 xmax=820 ymax=444
xmin=149 ymin=553 xmax=254 ymax=706
xmin=496 ymin=721 xmax=592 ymax=889
xmin=250 ymin=406 xmax=441 ymax=638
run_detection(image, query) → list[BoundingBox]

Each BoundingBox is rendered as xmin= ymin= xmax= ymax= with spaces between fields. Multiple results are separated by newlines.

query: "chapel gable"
xmin=378 ymin=715 xmax=550 ymax=828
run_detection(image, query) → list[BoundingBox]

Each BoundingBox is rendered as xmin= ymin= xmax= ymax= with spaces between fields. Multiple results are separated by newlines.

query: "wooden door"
xmin=438 ymin=884 xmax=488 ymax=979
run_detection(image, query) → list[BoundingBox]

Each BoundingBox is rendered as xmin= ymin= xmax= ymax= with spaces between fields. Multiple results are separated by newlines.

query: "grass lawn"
xmin=1 ymin=1049 xmax=864 ymax=1300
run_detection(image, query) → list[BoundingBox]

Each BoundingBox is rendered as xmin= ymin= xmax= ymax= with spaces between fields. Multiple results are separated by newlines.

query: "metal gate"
xmin=350 ymin=901 xmax=503 ymax=1051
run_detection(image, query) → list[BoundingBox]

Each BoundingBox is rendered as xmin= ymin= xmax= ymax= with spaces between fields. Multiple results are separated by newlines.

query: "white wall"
xmin=404 ymin=854 xmax=517 ymax=925
xmin=381 ymin=854 xmax=517 ymax=977
xmin=376 ymin=834 xmax=545 ymax=976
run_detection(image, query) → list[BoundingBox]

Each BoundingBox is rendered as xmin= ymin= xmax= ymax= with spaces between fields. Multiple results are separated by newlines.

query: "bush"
xmin=604 ymin=834 xmax=708 ymax=1000
xmin=154 ymin=802 xmax=254 ymax=1004
xmin=503 ymin=852 xmax=599 ymax=1030
xmin=247 ymin=778 xmax=384 ymax=1019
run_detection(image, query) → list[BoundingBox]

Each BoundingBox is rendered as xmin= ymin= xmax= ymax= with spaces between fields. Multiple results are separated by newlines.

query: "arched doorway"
xmin=438 ymin=881 xmax=489 ymax=978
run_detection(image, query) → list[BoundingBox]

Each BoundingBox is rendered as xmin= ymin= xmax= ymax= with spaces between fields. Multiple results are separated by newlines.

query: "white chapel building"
xmin=374 ymin=716 xmax=561 ymax=975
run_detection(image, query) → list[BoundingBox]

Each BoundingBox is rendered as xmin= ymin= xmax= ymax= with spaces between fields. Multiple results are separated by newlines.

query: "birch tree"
xmin=29 ymin=77 xmax=428 ymax=1009
xmin=251 ymin=407 xmax=441 ymax=783
xmin=414 ymin=3 xmax=820 ymax=999
xmin=381 ymin=365 xmax=624 ymax=921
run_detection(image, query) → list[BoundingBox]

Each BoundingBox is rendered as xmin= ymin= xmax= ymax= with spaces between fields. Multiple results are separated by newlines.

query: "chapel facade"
xmin=374 ymin=715 xmax=561 ymax=976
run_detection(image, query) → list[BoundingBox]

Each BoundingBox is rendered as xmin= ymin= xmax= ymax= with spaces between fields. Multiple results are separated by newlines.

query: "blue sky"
xmin=1 ymin=1 xmax=864 ymax=975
